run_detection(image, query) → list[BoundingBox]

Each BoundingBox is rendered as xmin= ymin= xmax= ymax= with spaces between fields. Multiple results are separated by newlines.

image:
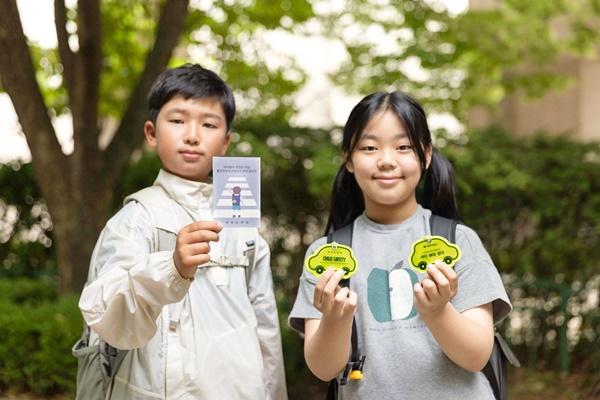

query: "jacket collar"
xmin=154 ymin=169 xmax=213 ymax=216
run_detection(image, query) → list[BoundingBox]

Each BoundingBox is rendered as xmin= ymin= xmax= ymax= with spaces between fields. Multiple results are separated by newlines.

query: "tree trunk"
xmin=0 ymin=0 xmax=189 ymax=293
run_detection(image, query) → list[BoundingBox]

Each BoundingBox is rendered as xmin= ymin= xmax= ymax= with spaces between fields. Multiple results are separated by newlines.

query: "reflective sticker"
xmin=306 ymin=242 xmax=358 ymax=279
xmin=409 ymin=235 xmax=461 ymax=273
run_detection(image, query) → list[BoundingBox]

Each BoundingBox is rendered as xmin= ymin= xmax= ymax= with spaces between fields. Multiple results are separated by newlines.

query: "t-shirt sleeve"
xmin=288 ymin=237 xmax=328 ymax=335
xmin=451 ymin=224 xmax=512 ymax=324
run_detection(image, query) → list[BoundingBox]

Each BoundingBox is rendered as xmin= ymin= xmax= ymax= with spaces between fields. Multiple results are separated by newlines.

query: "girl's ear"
xmin=144 ymin=120 xmax=157 ymax=148
xmin=425 ymin=146 xmax=433 ymax=170
xmin=344 ymin=152 xmax=354 ymax=173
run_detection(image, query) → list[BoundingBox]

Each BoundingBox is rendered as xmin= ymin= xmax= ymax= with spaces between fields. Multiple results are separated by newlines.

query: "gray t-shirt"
xmin=289 ymin=206 xmax=512 ymax=400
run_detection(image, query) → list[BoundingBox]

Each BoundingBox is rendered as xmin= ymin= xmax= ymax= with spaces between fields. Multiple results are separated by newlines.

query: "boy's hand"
xmin=173 ymin=221 xmax=223 ymax=279
xmin=413 ymin=260 xmax=458 ymax=319
xmin=313 ymin=268 xmax=357 ymax=323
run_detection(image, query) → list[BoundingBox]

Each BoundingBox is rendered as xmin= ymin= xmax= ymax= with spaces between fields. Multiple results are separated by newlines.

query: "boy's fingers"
xmin=181 ymin=230 xmax=220 ymax=244
xmin=185 ymin=254 xmax=211 ymax=267
xmin=184 ymin=220 xmax=223 ymax=234
xmin=184 ymin=242 xmax=211 ymax=255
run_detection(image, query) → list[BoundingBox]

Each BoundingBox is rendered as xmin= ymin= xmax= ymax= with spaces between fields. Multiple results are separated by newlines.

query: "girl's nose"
xmin=377 ymin=150 xmax=396 ymax=169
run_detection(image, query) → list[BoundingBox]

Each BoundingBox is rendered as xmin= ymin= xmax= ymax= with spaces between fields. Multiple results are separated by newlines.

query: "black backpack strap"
xmin=429 ymin=214 xmax=457 ymax=242
xmin=430 ymin=214 xmax=518 ymax=400
xmin=326 ymin=224 xmax=365 ymax=397
xmin=328 ymin=223 xmax=353 ymax=248
xmin=328 ymin=223 xmax=359 ymax=369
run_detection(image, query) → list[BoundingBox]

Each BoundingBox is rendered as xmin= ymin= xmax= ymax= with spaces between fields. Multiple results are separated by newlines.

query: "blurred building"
xmin=468 ymin=0 xmax=600 ymax=142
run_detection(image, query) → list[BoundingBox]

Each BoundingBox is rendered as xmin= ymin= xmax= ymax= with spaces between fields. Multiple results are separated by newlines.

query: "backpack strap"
xmin=430 ymin=214 xmax=519 ymax=400
xmin=429 ymin=214 xmax=457 ymax=242
xmin=243 ymin=239 xmax=257 ymax=293
xmin=326 ymin=224 xmax=365 ymax=390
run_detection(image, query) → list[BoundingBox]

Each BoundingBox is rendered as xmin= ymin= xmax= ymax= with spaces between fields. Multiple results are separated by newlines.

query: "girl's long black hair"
xmin=325 ymin=91 xmax=459 ymax=234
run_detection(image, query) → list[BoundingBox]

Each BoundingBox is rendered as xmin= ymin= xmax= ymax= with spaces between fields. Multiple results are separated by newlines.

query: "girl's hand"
xmin=413 ymin=260 xmax=458 ymax=320
xmin=313 ymin=268 xmax=357 ymax=323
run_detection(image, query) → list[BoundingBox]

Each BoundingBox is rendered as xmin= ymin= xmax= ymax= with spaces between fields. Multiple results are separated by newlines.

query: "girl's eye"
xmin=359 ymin=146 xmax=377 ymax=152
xmin=398 ymin=145 xmax=412 ymax=152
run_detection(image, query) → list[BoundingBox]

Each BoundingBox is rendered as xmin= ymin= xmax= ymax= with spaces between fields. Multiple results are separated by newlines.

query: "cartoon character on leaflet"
xmin=232 ymin=186 xmax=242 ymax=218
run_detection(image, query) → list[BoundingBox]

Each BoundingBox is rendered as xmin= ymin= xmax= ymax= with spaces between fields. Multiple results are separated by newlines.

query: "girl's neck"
xmin=364 ymin=199 xmax=418 ymax=225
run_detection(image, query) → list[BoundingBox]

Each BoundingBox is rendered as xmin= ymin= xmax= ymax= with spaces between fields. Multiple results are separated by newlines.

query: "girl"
xmin=289 ymin=91 xmax=511 ymax=399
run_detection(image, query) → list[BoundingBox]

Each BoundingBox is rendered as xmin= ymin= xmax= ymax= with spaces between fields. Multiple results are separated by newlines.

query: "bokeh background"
xmin=0 ymin=0 xmax=599 ymax=398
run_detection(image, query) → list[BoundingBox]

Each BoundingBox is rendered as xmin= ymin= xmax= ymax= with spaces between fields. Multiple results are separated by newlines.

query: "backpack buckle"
xmin=339 ymin=355 xmax=366 ymax=385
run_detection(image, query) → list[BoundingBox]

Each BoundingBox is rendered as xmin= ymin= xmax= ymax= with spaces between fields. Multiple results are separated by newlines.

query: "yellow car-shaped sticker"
xmin=306 ymin=242 xmax=358 ymax=279
xmin=409 ymin=235 xmax=461 ymax=272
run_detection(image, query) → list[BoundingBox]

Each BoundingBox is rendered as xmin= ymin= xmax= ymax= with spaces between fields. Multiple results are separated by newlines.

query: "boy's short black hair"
xmin=147 ymin=63 xmax=236 ymax=130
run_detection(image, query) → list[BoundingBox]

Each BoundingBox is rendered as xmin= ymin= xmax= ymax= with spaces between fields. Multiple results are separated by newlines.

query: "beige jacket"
xmin=79 ymin=170 xmax=287 ymax=400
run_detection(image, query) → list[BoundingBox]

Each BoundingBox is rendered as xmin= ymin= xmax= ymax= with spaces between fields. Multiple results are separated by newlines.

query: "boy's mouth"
xmin=180 ymin=150 xmax=203 ymax=161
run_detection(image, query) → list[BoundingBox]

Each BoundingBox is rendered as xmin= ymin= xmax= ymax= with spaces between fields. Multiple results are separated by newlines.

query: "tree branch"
xmin=71 ymin=0 xmax=102 ymax=158
xmin=105 ymin=0 xmax=190 ymax=182
xmin=54 ymin=0 xmax=75 ymax=101
xmin=0 ymin=0 xmax=69 ymax=194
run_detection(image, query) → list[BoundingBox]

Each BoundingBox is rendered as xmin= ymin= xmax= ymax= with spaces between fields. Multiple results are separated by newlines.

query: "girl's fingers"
xmin=334 ymin=286 xmax=350 ymax=315
xmin=323 ymin=269 xmax=345 ymax=301
xmin=313 ymin=268 xmax=336 ymax=308
xmin=421 ymin=277 xmax=440 ymax=302
xmin=413 ymin=282 xmax=428 ymax=306
xmin=347 ymin=290 xmax=357 ymax=308
xmin=427 ymin=263 xmax=452 ymax=299
xmin=436 ymin=262 xmax=458 ymax=292
xmin=334 ymin=286 xmax=350 ymax=301
xmin=314 ymin=268 xmax=345 ymax=310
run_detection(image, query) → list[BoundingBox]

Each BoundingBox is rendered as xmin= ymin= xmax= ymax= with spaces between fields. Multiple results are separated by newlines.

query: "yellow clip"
xmin=348 ymin=370 xmax=363 ymax=380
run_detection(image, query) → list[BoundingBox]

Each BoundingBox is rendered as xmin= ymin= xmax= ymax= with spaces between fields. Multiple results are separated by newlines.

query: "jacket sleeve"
xmin=79 ymin=202 xmax=191 ymax=350
xmin=247 ymin=234 xmax=288 ymax=400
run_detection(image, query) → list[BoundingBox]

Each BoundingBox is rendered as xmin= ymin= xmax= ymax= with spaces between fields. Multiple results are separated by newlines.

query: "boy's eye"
xmin=169 ymin=119 xmax=184 ymax=124
xmin=203 ymin=123 xmax=217 ymax=129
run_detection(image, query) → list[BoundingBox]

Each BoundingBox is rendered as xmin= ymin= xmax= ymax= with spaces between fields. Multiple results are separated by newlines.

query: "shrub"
xmin=0 ymin=279 xmax=80 ymax=395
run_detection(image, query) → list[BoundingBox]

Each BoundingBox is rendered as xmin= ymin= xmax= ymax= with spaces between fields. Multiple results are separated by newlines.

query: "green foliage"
xmin=327 ymin=0 xmax=600 ymax=117
xmin=442 ymin=127 xmax=600 ymax=281
xmin=99 ymin=1 xmax=162 ymax=117
xmin=0 ymin=279 xmax=80 ymax=395
xmin=0 ymin=164 xmax=55 ymax=278
xmin=0 ymin=277 xmax=57 ymax=305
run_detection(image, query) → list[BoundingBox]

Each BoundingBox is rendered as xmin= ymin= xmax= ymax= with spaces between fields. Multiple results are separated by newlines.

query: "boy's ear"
xmin=218 ymin=130 xmax=233 ymax=155
xmin=144 ymin=120 xmax=157 ymax=148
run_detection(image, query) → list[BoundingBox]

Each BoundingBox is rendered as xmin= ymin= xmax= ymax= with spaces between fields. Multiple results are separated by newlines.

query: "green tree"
xmin=0 ymin=0 xmax=312 ymax=292
xmin=324 ymin=0 xmax=600 ymax=117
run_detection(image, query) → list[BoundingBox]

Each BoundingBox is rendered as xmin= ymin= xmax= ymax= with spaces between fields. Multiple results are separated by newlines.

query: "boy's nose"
xmin=184 ymin=127 xmax=201 ymax=145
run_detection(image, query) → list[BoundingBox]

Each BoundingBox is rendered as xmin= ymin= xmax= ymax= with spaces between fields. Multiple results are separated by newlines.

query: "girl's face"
xmin=346 ymin=109 xmax=429 ymax=220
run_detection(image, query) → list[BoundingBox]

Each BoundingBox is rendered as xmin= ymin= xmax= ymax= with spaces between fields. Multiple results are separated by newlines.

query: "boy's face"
xmin=144 ymin=95 xmax=231 ymax=182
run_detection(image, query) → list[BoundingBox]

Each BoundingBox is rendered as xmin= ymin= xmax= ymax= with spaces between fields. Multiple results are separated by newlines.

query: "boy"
xmin=77 ymin=64 xmax=288 ymax=399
